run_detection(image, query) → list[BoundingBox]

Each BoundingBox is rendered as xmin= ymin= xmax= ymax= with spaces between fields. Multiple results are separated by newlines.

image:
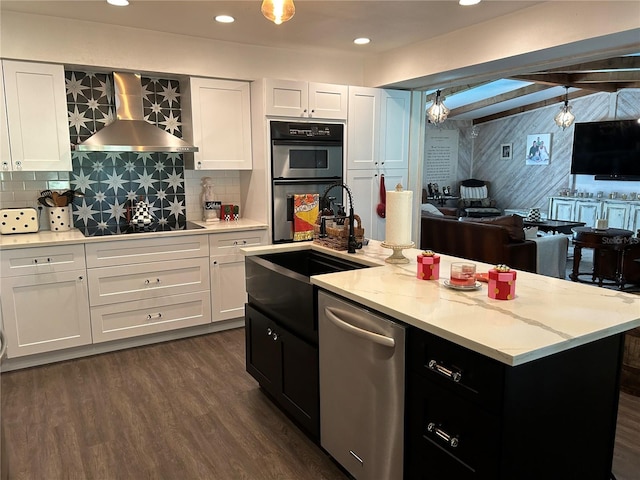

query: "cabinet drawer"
xmin=406 ymin=373 xmax=500 ymax=479
xmin=85 ymin=235 xmax=208 ymax=268
xmin=1 ymin=244 xmax=86 ymax=277
xmin=87 ymin=257 xmax=210 ymax=306
xmin=90 ymin=291 xmax=211 ymax=342
xmin=209 ymin=230 xmax=267 ymax=253
xmin=408 ymin=328 xmax=505 ymax=411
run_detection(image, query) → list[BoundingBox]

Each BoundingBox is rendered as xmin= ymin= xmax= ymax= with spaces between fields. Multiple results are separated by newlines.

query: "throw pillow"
xmin=421 ymin=203 xmax=444 ymax=216
xmin=460 ymin=185 xmax=488 ymax=200
xmin=461 ymin=214 xmax=525 ymax=242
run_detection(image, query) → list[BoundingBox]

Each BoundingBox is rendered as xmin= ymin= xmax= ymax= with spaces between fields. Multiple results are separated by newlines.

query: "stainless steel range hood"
xmin=75 ymin=72 xmax=198 ymax=153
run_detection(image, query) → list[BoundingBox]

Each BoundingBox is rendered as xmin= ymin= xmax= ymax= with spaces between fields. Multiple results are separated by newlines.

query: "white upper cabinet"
xmin=183 ymin=77 xmax=252 ymax=170
xmin=347 ymin=86 xmax=379 ymax=170
xmin=347 ymin=87 xmax=410 ymax=171
xmin=264 ymin=79 xmax=348 ymax=119
xmin=2 ymin=60 xmax=71 ymax=171
xmin=0 ymin=68 xmax=11 ymax=166
xmin=379 ymin=89 xmax=411 ymax=170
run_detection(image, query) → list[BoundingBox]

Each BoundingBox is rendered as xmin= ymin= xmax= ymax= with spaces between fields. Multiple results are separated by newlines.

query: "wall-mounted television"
xmin=570 ymin=119 xmax=640 ymax=180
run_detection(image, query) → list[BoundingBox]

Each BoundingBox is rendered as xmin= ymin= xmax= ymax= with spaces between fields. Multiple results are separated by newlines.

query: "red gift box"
xmin=417 ymin=253 xmax=440 ymax=280
xmin=488 ymin=268 xmax=517 ymax=300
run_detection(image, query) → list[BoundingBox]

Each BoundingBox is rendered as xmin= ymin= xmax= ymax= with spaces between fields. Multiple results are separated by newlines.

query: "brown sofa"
xmin=420 ymin=214 xmax=537 ymax=273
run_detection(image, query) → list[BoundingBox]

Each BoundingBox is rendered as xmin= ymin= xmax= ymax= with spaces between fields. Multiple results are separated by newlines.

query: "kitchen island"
xmin=242 ymin=240 xmax=640 ymax=480
xmin=243 ymin=240 xmax=639 ymax=366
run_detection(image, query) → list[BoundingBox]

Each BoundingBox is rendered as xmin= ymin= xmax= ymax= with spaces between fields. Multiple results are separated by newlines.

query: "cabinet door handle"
xmin=427 ymin=422 xmax=459 ymax=448
xmin=272 ymin=332 xmax=279 ymax=341
xmin=267 ymin=328 xmax=272 ymax=336
xmin=428 ymin=359 xmax=462 ymax=382
xmin=146 ymin=313 xmax=162 ymax=320
xmin=78 ymin=276 xmax=84 ymax=282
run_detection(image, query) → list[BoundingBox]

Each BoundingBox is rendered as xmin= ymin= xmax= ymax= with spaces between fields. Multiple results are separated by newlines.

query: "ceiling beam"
xmin=448 ymin=84 xmax=552 ymax=116
xmin=541 ymin=56 xmax=640 ymax=73
xmin=473 ymin=90 xmax=592 ymax=125
xmin=512 ymin=71 xmax=640 ymax=92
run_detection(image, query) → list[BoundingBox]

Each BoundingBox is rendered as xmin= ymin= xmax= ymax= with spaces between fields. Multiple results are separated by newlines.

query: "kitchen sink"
xmin=245 ymin=250 xmax=369 ymax=343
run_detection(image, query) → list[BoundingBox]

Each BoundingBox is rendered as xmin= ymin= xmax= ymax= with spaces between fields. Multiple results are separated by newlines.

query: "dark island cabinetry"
xmin=405 ymin=327 xmax=624 ymax=480
xmin=245 ymin=303 xmax=320 ymax=439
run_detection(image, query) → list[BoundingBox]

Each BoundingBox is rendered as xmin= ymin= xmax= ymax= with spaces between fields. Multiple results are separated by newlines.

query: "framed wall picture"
xmin=500 ymin=143 xmax=512 ymax=160
xmin=525 ymin=133 xmax=551 ymax=165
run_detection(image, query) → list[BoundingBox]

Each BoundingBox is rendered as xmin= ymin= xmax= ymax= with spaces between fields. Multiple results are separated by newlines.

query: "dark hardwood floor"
xmin=2 ymin=327 xmax=639 ymax=480
xmin=1 ymin=329 xmax=348 ymax=480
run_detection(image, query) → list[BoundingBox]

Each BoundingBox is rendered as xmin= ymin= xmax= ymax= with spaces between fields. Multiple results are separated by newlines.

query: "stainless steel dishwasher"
xmin=318 ymin=290 xmax=405 ymax=480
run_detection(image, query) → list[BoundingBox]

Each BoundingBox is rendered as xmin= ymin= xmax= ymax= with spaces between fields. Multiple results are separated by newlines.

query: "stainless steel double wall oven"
xmin=270 ymin=121 xmax=344 ymax=243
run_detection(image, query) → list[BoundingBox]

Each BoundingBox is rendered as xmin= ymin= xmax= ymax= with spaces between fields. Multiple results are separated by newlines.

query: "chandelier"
xmin=262 ymin=0 xmax=295 ymax=25
xmin=427 ymin=90 xmax=449 ymax=125
xmin=554 ymin=86 xmax=575 ymax=130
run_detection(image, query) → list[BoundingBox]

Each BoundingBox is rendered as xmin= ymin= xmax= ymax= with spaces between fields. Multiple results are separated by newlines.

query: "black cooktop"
xmin=80 ymin=221 xmax=205 ymax=237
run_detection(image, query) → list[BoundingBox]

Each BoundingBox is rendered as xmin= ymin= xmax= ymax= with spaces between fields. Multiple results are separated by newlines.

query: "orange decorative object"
xmin=417 ymin=253 xmax=440 ymax=280
xmin=488 ymin=268 xmax=517 ymax=300
xmin=292 ymin=193 xmax=319 ymax=241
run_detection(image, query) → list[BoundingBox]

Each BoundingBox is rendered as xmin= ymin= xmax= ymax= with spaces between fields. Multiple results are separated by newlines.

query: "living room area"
xmin=420 ymin=80 xmax=640 ymax=290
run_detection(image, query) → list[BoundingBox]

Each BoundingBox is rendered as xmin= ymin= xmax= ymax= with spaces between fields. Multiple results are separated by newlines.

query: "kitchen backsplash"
xmin=0 ymin=70 xmax=240 ymax=231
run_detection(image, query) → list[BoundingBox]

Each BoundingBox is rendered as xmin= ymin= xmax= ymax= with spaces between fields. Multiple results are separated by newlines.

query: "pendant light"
xmin=262 ymin=0 xmax=295 ymax=25
xmin=554 ymin=86 xmax=575 ymax=130
xmin=427 ymin=90 xmax=449 ymax=125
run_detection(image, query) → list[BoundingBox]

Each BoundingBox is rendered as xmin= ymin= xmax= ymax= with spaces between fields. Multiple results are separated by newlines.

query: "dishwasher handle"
xmin=324 ymin=307 xmax=395 ymax=348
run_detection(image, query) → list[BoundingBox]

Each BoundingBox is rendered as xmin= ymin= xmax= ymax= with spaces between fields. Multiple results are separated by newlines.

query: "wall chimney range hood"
xmin=75 ymin=72 xmax=198 ymax=153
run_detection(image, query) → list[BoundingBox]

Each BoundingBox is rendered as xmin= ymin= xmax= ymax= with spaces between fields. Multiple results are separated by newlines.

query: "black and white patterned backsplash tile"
xmin=66 ymin=71 xmax=187 ymax=235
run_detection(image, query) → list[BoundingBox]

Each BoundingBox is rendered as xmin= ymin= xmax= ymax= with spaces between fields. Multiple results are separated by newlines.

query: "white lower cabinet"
xmin=347 ymin=168 xmax=408 ymax=241
xmin=85 ymin=235 xmax=211 ymax=342
xmin=602 ymin=201 xmax=630 ymax=229
xmin=0 ymin=245 xmax=91 ymax=358
xmin=575 ymin=200 xmax=601 ymax=227
xmin=209 ymin=230 xmax=268 ymax=322
xmin=628 ymin=205 xmax=640 ymax=234
xmin=548 ymin=197 xmax=639 ymax=230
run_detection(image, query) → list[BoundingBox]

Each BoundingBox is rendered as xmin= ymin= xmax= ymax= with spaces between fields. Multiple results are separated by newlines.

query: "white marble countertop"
xmin=242 ymin=240 xmax=640 ymax=366
xmin=0 ymin=219 xmax=268 ymax=250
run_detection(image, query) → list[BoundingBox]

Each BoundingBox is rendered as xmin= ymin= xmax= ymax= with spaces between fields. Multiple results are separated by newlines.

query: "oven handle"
xmin=273 ymin=178 xmax=341 ymax=185
xmin=272 ymin=139 xmax=342 ymax=147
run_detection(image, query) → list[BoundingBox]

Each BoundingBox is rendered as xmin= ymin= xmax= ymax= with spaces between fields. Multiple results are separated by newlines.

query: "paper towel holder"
xmin=381 ymin=183 xmax=414 ymax=263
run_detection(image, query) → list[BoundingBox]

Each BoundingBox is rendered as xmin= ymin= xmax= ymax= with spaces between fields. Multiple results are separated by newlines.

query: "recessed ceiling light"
xmin=107 ymin=0 xmax=129 ymax=6
xmin=459 ymin=0 xmax=481 ymax=5
xmin=354 ymin=38 xmax=371 ymax=46
xmin=215 ymin=15 xmax=235 ymax=24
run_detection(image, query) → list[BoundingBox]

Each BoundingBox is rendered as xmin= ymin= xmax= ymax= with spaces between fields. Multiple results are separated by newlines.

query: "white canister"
xmin=48 ymin=206 xmax=72 ymax=232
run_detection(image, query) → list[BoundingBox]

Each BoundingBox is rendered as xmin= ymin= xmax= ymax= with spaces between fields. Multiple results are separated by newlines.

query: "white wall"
xmin=367 ymin=1 xmax=640 ymax=88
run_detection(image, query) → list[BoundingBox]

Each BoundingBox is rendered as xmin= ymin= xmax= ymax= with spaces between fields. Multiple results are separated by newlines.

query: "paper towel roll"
xmin=385 ymin=185 xmax=413 ymax=245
